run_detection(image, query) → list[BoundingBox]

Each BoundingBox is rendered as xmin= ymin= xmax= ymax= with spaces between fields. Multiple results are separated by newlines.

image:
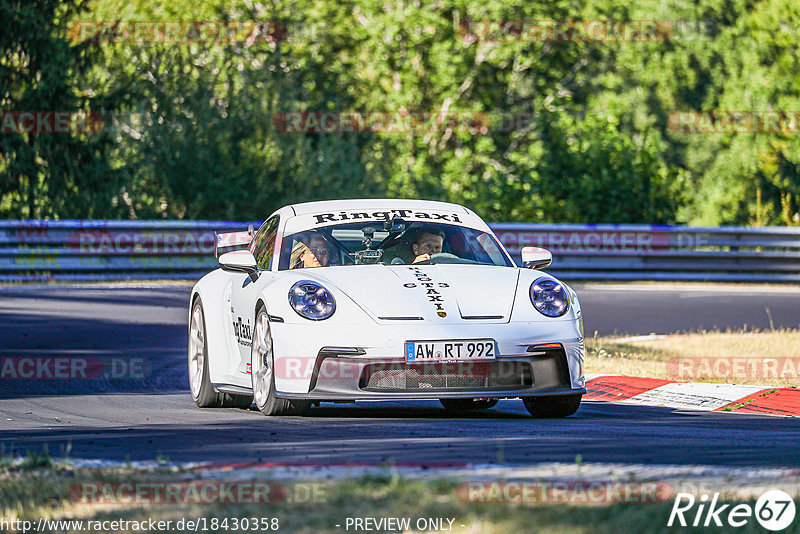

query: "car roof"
xmin=288 ymin=198 xmax=472 ymax=216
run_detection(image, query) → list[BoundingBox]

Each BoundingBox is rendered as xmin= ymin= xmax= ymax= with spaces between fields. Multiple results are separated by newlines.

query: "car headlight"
xmin=529 ymin=277 xmax=569 ymax=317
xmin=288 ymin=280 xmax=336 ymax=320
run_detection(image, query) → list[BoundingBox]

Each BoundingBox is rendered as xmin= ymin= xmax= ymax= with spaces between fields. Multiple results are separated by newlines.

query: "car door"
xmin=229 ymin=216 xmax=280 ymax=378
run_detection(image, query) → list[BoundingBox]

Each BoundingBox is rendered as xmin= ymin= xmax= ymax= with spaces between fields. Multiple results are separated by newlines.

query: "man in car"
xmin=290 ymin=234 xmax=331 ymax=268
xmin=412 ymin=227 xmax=445 ymax=263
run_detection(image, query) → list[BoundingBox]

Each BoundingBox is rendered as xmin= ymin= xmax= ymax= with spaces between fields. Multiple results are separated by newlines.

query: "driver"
xmin=412 ymin=227 xmax=445 ymax=264
xmin=290 ymin=234 xmax=331 ymax=268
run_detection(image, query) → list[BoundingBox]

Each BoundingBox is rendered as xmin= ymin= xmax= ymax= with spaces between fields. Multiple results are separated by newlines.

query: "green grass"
xmin=2 ymin=461 xmax=798 ymax=533
xmin=586 ymin=328 xmax=800 ymax=387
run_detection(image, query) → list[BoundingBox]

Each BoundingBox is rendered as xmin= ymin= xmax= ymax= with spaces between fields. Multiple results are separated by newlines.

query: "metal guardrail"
xmin=1 ymin=220 xmax=799 ymax=282
xmin=0 ymin=220 xmax=257 ymax=282
xmin=492 ymin=223 xmax=800 ymax=282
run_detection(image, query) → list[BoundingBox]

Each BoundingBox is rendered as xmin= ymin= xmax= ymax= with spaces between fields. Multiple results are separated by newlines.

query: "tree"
xmin=0 ymin=0 xmax=119 ymax=218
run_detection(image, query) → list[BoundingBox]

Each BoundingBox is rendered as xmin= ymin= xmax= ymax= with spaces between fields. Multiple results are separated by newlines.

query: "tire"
xmin=251 ymin=306 xmax=309 ymax=416
xmin=440 ymin=398 xmax=499 ymax=412
xmin=522 ymin=395 xmax=582 ymax=418
xmin=188 ymin=297 xmax=220 ymax=407
xmin=189 ymin=297 xmax=253 ymax=409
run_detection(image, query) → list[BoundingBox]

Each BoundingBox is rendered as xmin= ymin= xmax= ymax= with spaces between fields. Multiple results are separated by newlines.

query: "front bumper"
xmin=270 ymin=319 xmax=585 ymax=399
xmin=274 ymin=345 xmax=585 ymax=402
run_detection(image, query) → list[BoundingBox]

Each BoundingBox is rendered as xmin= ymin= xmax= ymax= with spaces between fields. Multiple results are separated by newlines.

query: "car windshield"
xmin=278 ymin=221 xmax=512 ymax=270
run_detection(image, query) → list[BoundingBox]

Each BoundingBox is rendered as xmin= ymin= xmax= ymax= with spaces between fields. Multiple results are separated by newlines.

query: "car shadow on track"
xmin=278 ymin=401 xmax=531 ymax=420
xmin=236 ymin=398 xmax=701 ymax=421
xmin=4 ymin=400 xmax=800 ymax=467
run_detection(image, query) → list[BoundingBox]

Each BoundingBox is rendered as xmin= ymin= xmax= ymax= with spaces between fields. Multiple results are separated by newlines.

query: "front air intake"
xmin=360 ymin=361 xmax=532 ymax=391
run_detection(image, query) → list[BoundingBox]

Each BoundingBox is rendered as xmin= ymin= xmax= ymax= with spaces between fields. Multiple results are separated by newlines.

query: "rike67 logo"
xmin=668 ymin=490 xmax=796 ymax=531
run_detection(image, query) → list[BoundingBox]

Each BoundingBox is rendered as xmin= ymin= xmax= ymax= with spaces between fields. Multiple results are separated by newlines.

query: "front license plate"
xmin=405 ymin=340 xmax=497 ymax=362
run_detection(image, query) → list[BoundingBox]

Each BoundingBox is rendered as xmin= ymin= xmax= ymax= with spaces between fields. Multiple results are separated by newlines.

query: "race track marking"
xmin=717 ymin=388 xmax=800 ymax=416
xmin=624 ymin=382 xmax=764 ymax=411
xmin=583 ymin=375 xmax=673 ymax=402
xmin=585 ymin=375 xmax=800 ymax=416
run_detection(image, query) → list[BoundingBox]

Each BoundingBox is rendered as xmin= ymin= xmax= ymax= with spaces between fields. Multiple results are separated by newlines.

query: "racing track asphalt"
xmin=1 ymin=282 xmax=799 ymax=467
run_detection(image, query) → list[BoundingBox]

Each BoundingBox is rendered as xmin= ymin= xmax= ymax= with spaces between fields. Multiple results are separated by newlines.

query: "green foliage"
xmin=23 ymin=447 xmax=53 ymax=470
xmin=538 ymin=111 xmax=686 ymax=223
xmin=0 ymin=0 xmax=120 ymax=218
xmin=0 ymin=0 xmax=797 ymax=224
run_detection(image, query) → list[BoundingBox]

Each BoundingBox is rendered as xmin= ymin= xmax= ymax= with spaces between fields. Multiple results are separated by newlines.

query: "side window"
xmin=250 ymin=217 xmax=279 ymax=270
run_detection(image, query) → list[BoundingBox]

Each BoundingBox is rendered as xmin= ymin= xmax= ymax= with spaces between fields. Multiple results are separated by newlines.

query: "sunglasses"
xmin=309 ymin=247 xmax=330 ymax=256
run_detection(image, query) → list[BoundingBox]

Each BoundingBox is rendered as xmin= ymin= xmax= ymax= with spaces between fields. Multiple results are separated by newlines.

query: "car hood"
xmin=310 ymin=264 xmax=520 ymax=323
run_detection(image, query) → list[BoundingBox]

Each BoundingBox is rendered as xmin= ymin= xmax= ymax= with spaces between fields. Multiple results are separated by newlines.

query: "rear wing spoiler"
xmin=215 ymin=225 xmax=255 ymax=258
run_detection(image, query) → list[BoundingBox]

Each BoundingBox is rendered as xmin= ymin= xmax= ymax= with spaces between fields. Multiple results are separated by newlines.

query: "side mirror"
xmin=219 ymin=250 xmax=259 ymax=282
xmin=521 ymin=246 xmax=552 ymax=270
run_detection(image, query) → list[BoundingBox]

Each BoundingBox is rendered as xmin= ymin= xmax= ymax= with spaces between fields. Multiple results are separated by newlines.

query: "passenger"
xmin=290 ymin=235 xmax=331 ymax=268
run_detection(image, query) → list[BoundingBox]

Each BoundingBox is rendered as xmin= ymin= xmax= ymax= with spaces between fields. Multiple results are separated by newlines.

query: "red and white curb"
xmin=585 ymin=374 xmax=800 ymax=416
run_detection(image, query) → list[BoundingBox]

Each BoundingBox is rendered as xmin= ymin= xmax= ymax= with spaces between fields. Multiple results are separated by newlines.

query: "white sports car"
xmin=188 ymin=199 xmax=585 ymax=417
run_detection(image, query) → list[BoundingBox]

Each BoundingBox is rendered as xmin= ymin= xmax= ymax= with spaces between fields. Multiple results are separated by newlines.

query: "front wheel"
xmin=251 ymin=306 xmax=309 ymax=416
xmin=522 ymin=395 xmax=582 ymax=418
xmin=440 ymin=398 xmax=499 ymax=412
